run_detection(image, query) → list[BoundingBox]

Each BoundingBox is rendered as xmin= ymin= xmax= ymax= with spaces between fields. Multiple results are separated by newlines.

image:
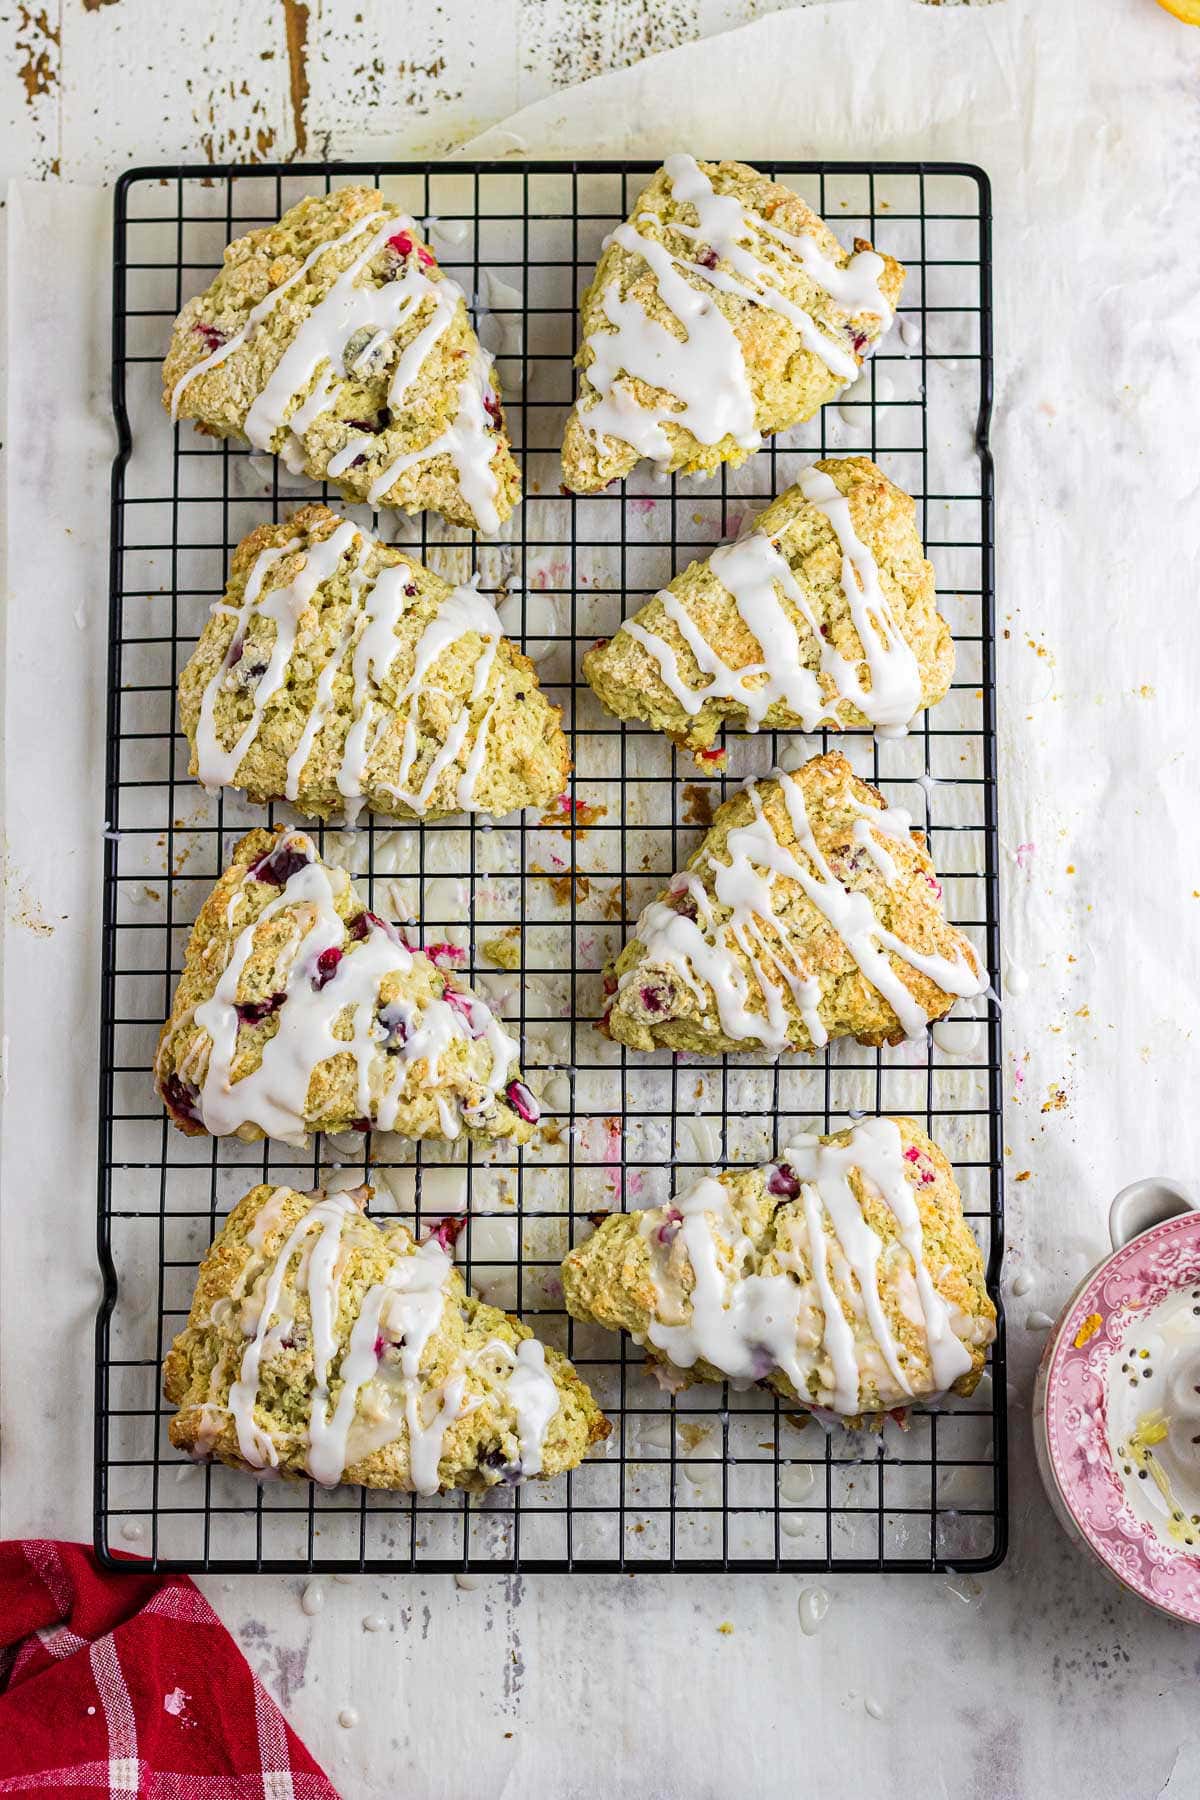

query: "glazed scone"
xmin=605 ymin=751 xmax=987 ymax=1055
xmin=155 ymin=826 xmax=539 ymax=1148
xmin=583 ymin=458 xmax=951 ymax=758
xmin=163 ymin=186 xmax=519 ymax=535
xmin=562 ymin=155 xmax=904 ymax=492
xmin=165 ymin=1183 xmax=609 ymax=1491
xmin=561 ymin=1117 xmax=996 ymax=1421
xmin=179 ymin=504 xmax=570 ymax=824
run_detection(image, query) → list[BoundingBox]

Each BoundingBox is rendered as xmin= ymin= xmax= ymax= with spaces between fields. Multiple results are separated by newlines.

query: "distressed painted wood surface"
xmin=0 ymin=0 xmax=1002 ymax=180
xmin=0 ymin=0 xmax=812 ymax=178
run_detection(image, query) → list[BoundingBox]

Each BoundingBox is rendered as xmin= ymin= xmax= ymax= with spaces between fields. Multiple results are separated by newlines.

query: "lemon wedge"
xmin=1157 ymin=0 xmax=1200 ymax=23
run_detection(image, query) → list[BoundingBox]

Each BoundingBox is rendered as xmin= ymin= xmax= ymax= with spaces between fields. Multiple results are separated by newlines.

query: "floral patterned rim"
xmin=1043 ymin=1211 xmax=1200 ymax=1624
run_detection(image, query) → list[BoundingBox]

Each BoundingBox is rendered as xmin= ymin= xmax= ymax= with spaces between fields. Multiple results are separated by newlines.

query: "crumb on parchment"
xmin=479 ymin=929 xmax=521 ymax=970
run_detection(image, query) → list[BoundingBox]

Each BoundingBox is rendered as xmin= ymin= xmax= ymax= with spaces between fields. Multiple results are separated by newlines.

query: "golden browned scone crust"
xmin=561 ymin=157 xmax=904 ymax=492
xmin=165 ymin=1183 xmax=609 ymax=1491
xmin=583 ymin=458 xmax=951 ymax=758
xmin=162 ymin=186 xmax=520 ymax=534
xmin=605 ymin=751 xmax=987 ymax=1055
xmin=178 ymin=504 xmax=570 ymax=823
xmin=560 ymin=1117 xmax=996 ymax=1422
xmin=155 ymin=825 xmax=539 ymax=1148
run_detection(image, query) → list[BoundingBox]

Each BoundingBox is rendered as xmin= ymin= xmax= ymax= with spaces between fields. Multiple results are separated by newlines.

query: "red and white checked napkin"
xmin=0 ymin=1540 xmax=339 ymax=1797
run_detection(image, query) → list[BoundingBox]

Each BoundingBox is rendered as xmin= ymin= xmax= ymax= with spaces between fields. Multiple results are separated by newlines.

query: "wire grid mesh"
xmin=97 ymin=159 xmax=1004 ymax=1575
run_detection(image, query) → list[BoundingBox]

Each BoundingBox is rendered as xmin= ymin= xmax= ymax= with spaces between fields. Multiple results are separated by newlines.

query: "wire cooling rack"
xmin=96 ymin=158 xmax=1003 ymax=1575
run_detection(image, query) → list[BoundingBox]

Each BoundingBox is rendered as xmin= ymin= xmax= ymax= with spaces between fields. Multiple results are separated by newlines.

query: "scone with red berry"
xmin=562 ymin=156 xmax=904 ymax=492
xmin=583 ymin=458 xmax=950 ymax=758
xmin=561 ymin=1117 xmax=995 ymax=1423
xmin=155 ymin=826 xmax=539 ymax=1148
xmin=163 ymin=186 xmax=519 ymax=535
xmin=178 ymin=504 xmax=569 ymax=824
xmin=605 ymin=751 xmax=987 ymax=1056
xmin=167 ymin=1181 xmax=609 ymax=1491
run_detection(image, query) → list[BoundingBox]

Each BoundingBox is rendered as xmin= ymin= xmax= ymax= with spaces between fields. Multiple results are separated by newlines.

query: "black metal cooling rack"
xmin=96 ymin=158 xmax=1004 ymax=1575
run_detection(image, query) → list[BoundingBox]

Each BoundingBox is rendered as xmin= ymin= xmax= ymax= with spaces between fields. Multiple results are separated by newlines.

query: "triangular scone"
xmin=561 ymin=1118 xmax=996 ymax=1423
xmin=165 ymin=1183 xmax=609 ymax=1492
xmin=163 ymin=186 xmax=519 ymax=536
xmin=155 ymin=826 xmax=540 ymax=1148
xmin=584 ymin=458 xmax=951 ymax=757
xmin=561 ymin=156 xmax=904 ymax=492
xmin=178 ymin=504 xmax=570 ymax=824
xmin=605 ymin=751 xmax=987 ymax=1055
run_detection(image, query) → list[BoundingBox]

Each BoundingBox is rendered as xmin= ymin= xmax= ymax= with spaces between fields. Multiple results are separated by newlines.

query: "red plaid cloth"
xmin=0 ymin=1540 xmax=339 ymax=1797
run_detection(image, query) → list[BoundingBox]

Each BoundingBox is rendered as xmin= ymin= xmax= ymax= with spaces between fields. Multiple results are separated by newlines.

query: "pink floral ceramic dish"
xmin=1033 ymin=1179 xmax=1200 ymax=1623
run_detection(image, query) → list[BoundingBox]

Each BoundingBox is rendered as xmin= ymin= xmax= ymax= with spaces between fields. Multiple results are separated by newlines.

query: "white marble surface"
xmin=4 ymin=2 xmax=1200 ymax=1796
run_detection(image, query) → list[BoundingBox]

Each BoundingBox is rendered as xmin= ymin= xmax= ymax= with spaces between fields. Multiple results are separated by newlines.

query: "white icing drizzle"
xmin=641 ymin=1119 xmax=976 ymax=1415
xmin=375 ymin=579 xmax=504 ymax=815
xmin=506 ymin=1340 xmax=559 ymax=1476
xmin=798 ymin=1181 xmax=859 ymax=1407
xmin=170 ymin=209 xmax=386 ymax=421
xmin=172 ymin=204 xmax=502 ymax=533
xmin=646 ymin=1176 xmax=806 ymax=1385
xmin=751 ymin=212 xmax=892 ymax=328
xmin=305 ymin=1243 xmax=397 ymax=1486
xmin=585 ymin=221 xmax=759 ymax=465
xmin=305 ymin=1197 xmax=347 ymax=1403
xmin=848 ymin=794 xmax=914 ymax=885
xmin=620 ymin=767 xmax=986 ymax=1048
xmin=227 ymin=1200 xmax=468 ymax=1490
xmin=229 ymin=1193 xmax=355 ymax=1469
xmin=365 ymin=347 xmax=502 ymax=534
xmin=283 ymin=544 xmax=373 ymax=804
xmin=796 ymin=466 xmax=922 ymax=736
xmin=664 ymin=154 xmax=858 ymax=382
xmin=242 ymin=214 xmax=462 ymax=464
xmin=624 ymin=536 xmax=829 ymax=730
xmin=221 ymin=1195 xmax=560 ymax=1493
xmin=475 ymin=1337 xmax=560 ymax=1477
xmin=195 ymin=521 xmax=360 ymax=790
xmin=579 ymin=154 xmax=887 ymax=467
xmin=358 ymin=1238 xmax=464 ymax=1494
xmin=244 ymin=1183 xmax=297 ymax=1251
xmin=186 ymin=836 xmax=521 ymax=1145
xmin=337 ymin=562 xmax=417 ymax=811
xmin=619 ymin=464 xmax=924 ymax=736
xmin=195 ymin=522 xmax=510 ymax=819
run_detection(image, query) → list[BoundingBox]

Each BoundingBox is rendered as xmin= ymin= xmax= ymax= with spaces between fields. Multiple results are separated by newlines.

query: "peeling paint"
xmin=4 ymin=0 xmax=1018 ymax=187
xmin=500 ymin=1574 xmax=525 ymax=1711
xmin=396 ymin=49 xmax=462 ymax=116
xmin=15 ymin=4 xmax=58 ymax=103
xmin=523 ymin=0 xmax=701 ymax=89
xmin=191 ymin=74 xmax=278 ymax=166
xmin=281 ymin=0 xmax=309 ymax=153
